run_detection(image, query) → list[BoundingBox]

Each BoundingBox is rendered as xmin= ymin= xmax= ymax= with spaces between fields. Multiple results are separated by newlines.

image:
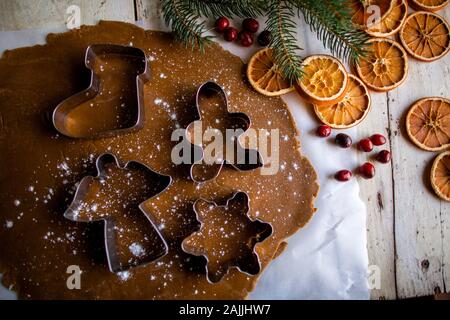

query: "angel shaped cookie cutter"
xmin=63 ymin=153 xmax=171 ymax=273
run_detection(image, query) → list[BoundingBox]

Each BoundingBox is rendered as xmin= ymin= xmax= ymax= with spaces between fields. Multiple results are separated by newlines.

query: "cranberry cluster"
xmin=215 ymin=17 xmax=271 ymax=47
xmin=316 ymin=125 xmax=391 ymax=182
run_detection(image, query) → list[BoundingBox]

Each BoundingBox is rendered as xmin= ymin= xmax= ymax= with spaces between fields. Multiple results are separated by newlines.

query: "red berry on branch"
xmin=224 ymin=27 xmax=238 ymax=42
xmin=358 ymin=138 xmax=373 ymax=152
xmin=242 ymin=18 xmax=259 ymax=33
xmin=376 ymin=150 xmax=391 ymax=164
xmin=316 ymin=125 xmax=331 ymax=137
xmin=359 ymin=162 xmax=375 ymax=179
xmin=215 ymin=17 xmax=230 ymax=33
xmin=239 ymin=31 xmax=254 ymax=47
xmin=335 ymin=133 xmax=352 ymax=148
xmin=370 ymin=134 xmax=387 ymax=146
xmin=335 ymin=170 xmax=352 ymax=182
xmin=257 ymin=30 xmax=272 ymax=46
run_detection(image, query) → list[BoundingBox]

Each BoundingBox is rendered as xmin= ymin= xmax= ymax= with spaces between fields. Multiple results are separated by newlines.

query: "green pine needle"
xmin=266 ymin=0 xmax=304 ymax=83
xmin=292 ymin=0 xmax=370 ymax=65
xmin=161 ymin=0 xmax=213 ymax=52
xmin=187 ymin=0 xmax=267 ymax=18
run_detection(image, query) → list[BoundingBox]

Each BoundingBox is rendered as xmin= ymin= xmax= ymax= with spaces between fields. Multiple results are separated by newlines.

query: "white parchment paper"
xmin=0 ymin=15 xmax=369 ymax=300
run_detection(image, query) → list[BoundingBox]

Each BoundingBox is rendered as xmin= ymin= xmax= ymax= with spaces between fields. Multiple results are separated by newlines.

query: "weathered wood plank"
xmin=0 ymin=0 xmax=135 ymax=31
xmin=442 ymin=201 xmax=450 ymax=292
xmin=356 ymin=92 xmax=397 ymax=300
xmin=388 ymin=7 xmax=450 ymax=298
xmin=135 ymin=0 xmax=165 ymax=30
xmin=438 ymin=6 xmax=450 ymax=296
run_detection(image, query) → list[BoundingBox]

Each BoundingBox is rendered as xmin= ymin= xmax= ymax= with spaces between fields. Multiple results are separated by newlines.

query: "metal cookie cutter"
xmin=181 ymin=191 xmax=273 ymax=283
xmin=64 ymin=153 xmax=171 ymax=273
xmin=53 ymin=44 xmax=151 ymax=138
xmin=186 ymin=81 xmax=264 ymax=182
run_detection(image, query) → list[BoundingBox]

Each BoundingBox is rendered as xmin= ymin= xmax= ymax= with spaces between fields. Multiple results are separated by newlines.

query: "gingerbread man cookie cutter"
xmin=53 ymin=44 xmax=151 ymax=138
xmin=181 ymin=191 xmax=273 ymax=283
xmin=63 ymin=153 xmax=171 ymax=273
xmin=186 ymin=81 xmax=264 ymax=182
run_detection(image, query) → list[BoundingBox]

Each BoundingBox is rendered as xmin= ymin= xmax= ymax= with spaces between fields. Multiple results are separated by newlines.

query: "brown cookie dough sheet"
xmin=0 ymin=21 xmax=318 ymax=299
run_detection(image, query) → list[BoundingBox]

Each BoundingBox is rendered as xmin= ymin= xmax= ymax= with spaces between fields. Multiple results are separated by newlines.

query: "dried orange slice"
xmin=366 ymin=0 xmax=408 ymax=37
xmin=355 ymin=38 xmax=408 ymax=92
xmin=406 ymin=97 xmax=450 ymax=151
xmin=295 ymin=55 xmax=349 ymax=107
xmin=350 ymin=0 xmax=395 ymax=29
xmin=409 ymin=0 xmax=449 ymax=12
xmin=247 ymin=48 xmax=294 ymax=96
xmin=399 ymin=11 xmax=450 ymax=62
xmin=431 ymin=151 xmax=450 ymax=202
xmin=313 ymin=74 xmax=371 ymax=128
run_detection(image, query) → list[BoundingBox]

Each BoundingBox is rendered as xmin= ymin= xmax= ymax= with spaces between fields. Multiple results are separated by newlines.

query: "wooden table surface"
xmin=0 ymin=0 xmax=449 ymax=300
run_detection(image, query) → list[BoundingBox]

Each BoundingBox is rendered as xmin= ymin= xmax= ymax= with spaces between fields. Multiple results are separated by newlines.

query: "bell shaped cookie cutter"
xmin=53 ymin=44 xmax=151 ymax=138
xmin=186 ymin=81 xmax=264 ymax=182
xmin=64 ymin=153 xmax=171 ymax=273
xmin=181 ymin=191 xmax=273 ymax=283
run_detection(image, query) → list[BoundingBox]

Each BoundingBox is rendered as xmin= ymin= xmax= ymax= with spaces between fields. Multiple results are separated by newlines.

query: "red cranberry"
xmin=359 ymin=162 xmax=375 ymax=179
xmin=370 ymin=134 xmax=387 ymax=146
xmin=242 ymin=18 xmax=259 ymax=33
xmin=257 ymin=30 xmax=272 ymax=46
xmin=358 ymin=138 xmax=373 ymax=152
xmin=335 ymin=133 xmax=352 ymax=148
xmin=316 ymin=125 xmax=331 ymax=137
xmin=224 ymin=27 xmax=238 ymax=42
xmin=376 ymin=150 xmax=391 ymax=163
xmin=215 ymin=17 xmax=230 ymax=33
xmin=335 ymin=170 xmax=352 ymax=182
xmin=239 ymin=31 xmax=254 ymax=47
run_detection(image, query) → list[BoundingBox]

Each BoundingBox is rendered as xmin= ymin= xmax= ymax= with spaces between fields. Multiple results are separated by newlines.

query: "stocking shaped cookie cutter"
xmin=181 ymin=191 xmax=273 ymax=283
xmin=52 ymin=44 xmax=151 ymax=138
xmin=64 ymin=153 xmax=171 ymax=273
xmin=186 ymin=81 xmax=264 ymax=182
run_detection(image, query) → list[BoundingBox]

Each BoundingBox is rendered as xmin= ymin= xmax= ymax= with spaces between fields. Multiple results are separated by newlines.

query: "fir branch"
xmin=161 ymin=0 xmax=213 ymax=51
xmin=160 ymin=0 xmax=369 ymax=82
xmin=187 ymin=0 xmax=267 ymax=18
xmin=291 ymin=0 xmax=370 ymax=64
xmin=266 ymin=0 xmax=304 ymax=83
